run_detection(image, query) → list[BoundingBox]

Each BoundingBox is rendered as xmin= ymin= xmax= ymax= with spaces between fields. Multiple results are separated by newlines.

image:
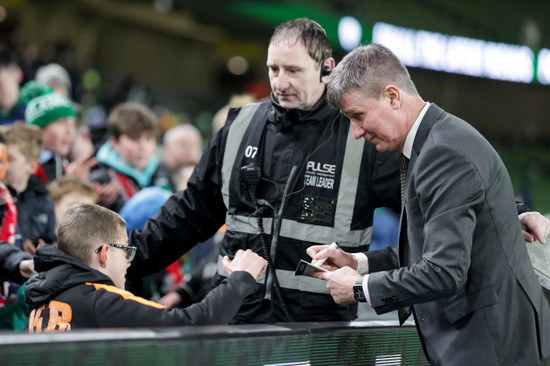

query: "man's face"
xmin=164 ymin=132 xmax=202 ymax=169
xmin=340 ymin=89 xmax=406 ymax=152
xmin=113 ymin=131 xmax=156 ymax=172
xmin=267 ymin=38 xmax=325 ymax=110
xmin=0 ymin=67 xmax=22 ymax=112
xmin=42 ymin=116 xmax=76 ymax=157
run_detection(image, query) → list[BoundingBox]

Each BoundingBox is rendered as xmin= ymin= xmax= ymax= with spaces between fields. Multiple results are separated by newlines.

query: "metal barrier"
xmin=1 ymin=321 xmax=429 ymax=366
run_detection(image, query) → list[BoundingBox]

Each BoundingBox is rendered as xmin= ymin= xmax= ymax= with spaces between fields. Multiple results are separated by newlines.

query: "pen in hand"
xmin=314 ymin=242 xmax=339 ymax=267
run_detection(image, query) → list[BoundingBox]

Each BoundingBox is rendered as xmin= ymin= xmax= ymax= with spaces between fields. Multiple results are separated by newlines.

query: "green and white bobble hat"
xmin=25 ymin=91 xmax=76 ymax=129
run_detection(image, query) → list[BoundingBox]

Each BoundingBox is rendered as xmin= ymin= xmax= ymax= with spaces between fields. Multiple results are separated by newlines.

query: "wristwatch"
xmin=353 ymin=276 xmax=366 ymax=302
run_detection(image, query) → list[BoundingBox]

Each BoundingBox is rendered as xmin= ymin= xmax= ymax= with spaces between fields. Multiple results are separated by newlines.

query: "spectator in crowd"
xmin=91 ymin=102 xmax=172 ymax=211
xmin=0 ymin=130 xmax=34 ymax=330
xmin=0 ymin=242 xmax=34 ymax=330
xmin=48 ymin=175 xmax=97 ymax=228
xmin=25 ymin=91 xmax=77 ymax=184
xmin=34 ymin=63 xmax=71 ymax=98
xmin=2 ymin=124 xmax=56 ymax=255
xmin=0 ymin=44 xmax=46 ymax=125
xmin=158 ymin=124 xmax=202 ymax=192
xmin=26 ymin=203 xmax=267 ymax=331
xmin=34 ymin=64 xmax=96 ymax=180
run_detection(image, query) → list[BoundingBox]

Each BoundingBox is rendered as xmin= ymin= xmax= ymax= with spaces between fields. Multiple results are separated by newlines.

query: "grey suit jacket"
xmin=367 ymin=104 xmax=550 ymax=365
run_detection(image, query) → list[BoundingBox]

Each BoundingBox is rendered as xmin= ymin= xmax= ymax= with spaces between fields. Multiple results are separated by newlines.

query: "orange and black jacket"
xmin=25 ymin=244 xmax=257 ymax=332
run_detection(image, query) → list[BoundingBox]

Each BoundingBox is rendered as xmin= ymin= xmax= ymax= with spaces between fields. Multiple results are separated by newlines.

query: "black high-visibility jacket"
xmin=128 ymin=94 xmax=401 ymax=323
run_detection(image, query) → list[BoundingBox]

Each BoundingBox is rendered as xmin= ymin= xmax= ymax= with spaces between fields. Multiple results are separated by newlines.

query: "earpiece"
xmin=320 ymin=64 xmax=332 ymax=81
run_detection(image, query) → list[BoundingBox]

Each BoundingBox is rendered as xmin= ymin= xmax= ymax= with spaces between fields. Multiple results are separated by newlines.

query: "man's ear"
xmin=384 ymin=85 xmax=401 ymax=108
xmin=320 ymin=57 xmax=336 ymax=84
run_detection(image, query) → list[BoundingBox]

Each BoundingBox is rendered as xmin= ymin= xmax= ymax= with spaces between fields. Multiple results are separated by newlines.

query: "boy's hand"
xmin=66 ymin=155 xmax=98 ymax=182
xmin=19 ymin=259 xmax=34 ymax=279
xmin=93 ymin=180 xmax=119 ymax=207
xmin=222 ymin=249 xmax=267 ymax=278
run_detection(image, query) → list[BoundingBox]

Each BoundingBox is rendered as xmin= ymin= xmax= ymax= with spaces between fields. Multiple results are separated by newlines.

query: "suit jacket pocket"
xmin=443 ymin=285 xmax=499 ymax=324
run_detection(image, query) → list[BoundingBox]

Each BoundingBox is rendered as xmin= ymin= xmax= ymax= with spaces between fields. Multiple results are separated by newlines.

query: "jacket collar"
xmin=411 ymin=103 xmax=446 ymax=161
xmin=267 ymin=93 xmax=337 ymax=130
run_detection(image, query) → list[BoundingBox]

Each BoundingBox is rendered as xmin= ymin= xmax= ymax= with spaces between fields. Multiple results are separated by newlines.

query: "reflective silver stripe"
xmin=279 ymin=219 xmax=372 ymax=248
xmin=226 ymin=214 xmax=273 ymax=235
xmin=275 ymin=269 xmax=330 ymax=294
xmin=333 ymin=127 xmax=366 ymax=244
xmin=221 ymin=103 xmax=262 ymax=208
xmin=227 ymin=214 xmax=372 ymax=248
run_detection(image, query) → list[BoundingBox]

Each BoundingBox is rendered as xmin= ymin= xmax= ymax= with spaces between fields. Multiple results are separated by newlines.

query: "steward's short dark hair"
xmin=270 ymin=18 xmax=332 ymax=66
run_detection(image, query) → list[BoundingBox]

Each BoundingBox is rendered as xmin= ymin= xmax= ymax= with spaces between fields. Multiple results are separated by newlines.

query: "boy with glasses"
xmin=25 ymin=203 xmax=266 ymax=332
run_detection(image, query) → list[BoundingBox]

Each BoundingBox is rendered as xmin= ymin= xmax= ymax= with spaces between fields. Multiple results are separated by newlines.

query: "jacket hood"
xmin=26 ymin=244 xmax=114 ymax=306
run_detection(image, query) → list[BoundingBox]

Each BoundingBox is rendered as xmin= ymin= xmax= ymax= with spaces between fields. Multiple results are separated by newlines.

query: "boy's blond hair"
xmin=107 ymin=102 xmax=158 ymax=140
xmin=48 ymin=176 xmax=98 ymax=205
xmin=57 ymin=203 xmax=126 ymax=264
xmin=0 ymin=124 xmax=42 ymax=162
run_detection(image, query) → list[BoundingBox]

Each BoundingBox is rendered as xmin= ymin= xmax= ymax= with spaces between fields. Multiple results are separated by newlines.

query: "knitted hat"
xmin=35 ymin=63 xmax=72 ymax=95
xmin=25 ymin=91 xmax=76 ymax=128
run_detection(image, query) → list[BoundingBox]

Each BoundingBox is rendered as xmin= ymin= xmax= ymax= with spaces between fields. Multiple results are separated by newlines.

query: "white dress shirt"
xmin=354 ymin=102 xmax=430 ymax=304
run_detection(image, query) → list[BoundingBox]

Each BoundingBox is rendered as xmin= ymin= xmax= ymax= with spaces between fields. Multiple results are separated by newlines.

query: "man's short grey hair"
xmin=327 ymin=44 xmax=419 ymax=110
xmin=163 ymin=124 xmax=201 ymax=147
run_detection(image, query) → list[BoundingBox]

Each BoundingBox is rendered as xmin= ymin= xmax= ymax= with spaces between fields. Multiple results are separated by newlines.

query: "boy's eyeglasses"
xmin=95 ymin=243 xmax=137 ymax=263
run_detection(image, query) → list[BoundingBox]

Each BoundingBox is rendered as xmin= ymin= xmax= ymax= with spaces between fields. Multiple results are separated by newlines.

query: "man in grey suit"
xmin=308 ymin=44 xmax=550 ymax=365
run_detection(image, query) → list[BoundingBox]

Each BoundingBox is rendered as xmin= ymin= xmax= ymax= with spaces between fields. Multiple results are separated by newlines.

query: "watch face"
xmin=353 ymin=277 xmax=366 ymax=302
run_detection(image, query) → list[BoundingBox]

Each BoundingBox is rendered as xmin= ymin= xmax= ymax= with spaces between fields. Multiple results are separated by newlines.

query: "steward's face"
xmin=267 ymin=38 xmax=325 ymax=111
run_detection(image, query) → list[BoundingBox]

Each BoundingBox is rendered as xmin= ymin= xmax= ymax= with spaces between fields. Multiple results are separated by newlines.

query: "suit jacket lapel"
xmin=398 ymin=103 xmax=446 ymax=265
xmin=409 ymin=103 xmax=446 ymax=170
